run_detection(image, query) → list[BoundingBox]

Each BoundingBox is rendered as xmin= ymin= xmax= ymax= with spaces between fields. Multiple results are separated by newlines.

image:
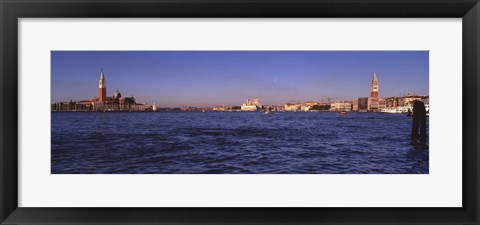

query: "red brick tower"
xmin=98 ymin=69 xmax=107 ymax=102
xmin=370 ymin=72 xmax=379 ymax=98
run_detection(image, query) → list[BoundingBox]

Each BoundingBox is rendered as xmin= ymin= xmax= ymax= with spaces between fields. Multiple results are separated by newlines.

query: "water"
xmin=51 ymin=112 xmax=429 ymax=174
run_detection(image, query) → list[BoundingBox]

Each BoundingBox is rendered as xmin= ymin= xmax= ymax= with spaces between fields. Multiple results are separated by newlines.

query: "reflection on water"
xmin=51 ymin=112 xmax=428 ymax=174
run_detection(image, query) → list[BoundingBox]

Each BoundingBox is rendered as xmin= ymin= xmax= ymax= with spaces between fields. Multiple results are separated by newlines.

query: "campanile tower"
xmin=98 ymin=69 xmax=107 ymax=102
xmin=370 ymin=72 xmax=379 ymax=98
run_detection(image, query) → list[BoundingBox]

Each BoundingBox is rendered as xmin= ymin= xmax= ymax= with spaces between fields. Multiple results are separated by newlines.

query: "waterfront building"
xmin=386 ymin=97 xmax=399 ymax=108
xmin=241 ymin=97 xmax=262 ymax=111
xmin=351 ymin=97 xmax=369 ymax=112
xmin=330 ymin=101 xmax=352 ymax=112
xmin=51 ymin=69 xmax=148 ymax=111
xmin=358 ymin=97 xmax=368 ymax=111
xmin=352 ymin=99 xmax=359 ymax=111
xmin=241 ymin=104 xmax=257 ymax=111
xmin=368 ymin=97 xmax=378 ymax=110
xmin=303 ymin=101 xmax=318 ymax=107
xmin=367 ymin=97 xmax=386 ymax=111
xmin=252 ymin=97 xmax=262 ymax=108
xmin=262 ymin=105 xmax=272 ymax=111
xmin=399 ymin=95 xmax=423 ymax=107
xmin=349 ymin=73 xmax=429 ymax=113
xmin=268 ymin=105 xmax=284 ymax=111
xmin=378 ymin=98 xmax=386 ymax=109
xmin=213 ymin=105 xmax=236 ymax=111
xmin=381 ymin=95 xmax=429 ymax=114
xmin=301 ymin=105 xmax=311 ymax=111
xmin=393 ymin=95 xmax=429 ymax=113
xmin=284 ymin=103 xmax=301 ymax=111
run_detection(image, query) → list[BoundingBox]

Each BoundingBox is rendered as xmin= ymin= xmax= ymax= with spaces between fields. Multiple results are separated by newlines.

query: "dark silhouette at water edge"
xmin=411 ymin=101 xmax=427 ymax=143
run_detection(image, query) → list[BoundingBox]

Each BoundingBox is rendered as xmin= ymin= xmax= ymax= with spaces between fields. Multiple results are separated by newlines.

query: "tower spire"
xmin=370 ymin=72 xmax=379 ymax=98
xmin=372 ymin=72 xmax=378 ymax=83
xmin=98 ymin=69 xmax=107 ymax=102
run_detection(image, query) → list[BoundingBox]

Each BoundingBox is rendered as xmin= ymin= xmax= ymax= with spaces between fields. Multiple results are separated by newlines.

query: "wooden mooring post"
xmin=411 ymin=101 xmax=427 ymax=143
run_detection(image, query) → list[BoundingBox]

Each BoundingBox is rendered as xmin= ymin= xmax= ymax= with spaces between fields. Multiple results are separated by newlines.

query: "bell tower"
xmin=370 ymin=72 xmax=379 ymax=98
xmin=98 ymin=69 xmax=107 ymax=102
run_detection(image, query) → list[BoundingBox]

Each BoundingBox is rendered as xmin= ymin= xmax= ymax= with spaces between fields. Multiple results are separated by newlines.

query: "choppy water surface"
xmin=51 ymin=112 xmax=428 ymax=174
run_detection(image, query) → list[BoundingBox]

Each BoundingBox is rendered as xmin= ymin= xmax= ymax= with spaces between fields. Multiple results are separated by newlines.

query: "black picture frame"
xmin=1 ymin=0 xmax=479 ymax=224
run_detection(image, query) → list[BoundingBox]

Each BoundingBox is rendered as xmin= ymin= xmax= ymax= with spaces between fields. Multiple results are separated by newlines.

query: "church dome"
xmin=113 ymin=89 xmax=121 ymax=99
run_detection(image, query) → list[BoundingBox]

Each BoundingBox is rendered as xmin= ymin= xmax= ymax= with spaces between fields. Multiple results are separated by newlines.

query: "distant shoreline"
xmin=50 ymin=110 xmax=382 ymax=113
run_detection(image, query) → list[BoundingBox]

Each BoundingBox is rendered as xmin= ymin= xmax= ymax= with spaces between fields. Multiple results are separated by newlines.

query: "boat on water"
xmin=337 ymin=111 xmax=347 ymax=115
xmin=380 ymin=107 xmax=411 ymax=114
xmin=265 ymin=110 xmax=275 ymax=114
xmin=380 ymin=104 xmax=429 ymax=117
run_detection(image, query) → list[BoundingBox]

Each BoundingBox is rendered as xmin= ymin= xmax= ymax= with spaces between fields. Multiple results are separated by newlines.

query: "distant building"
xmin=241 ymin=97 xmax=262 ymax=111
xmin=358 ymin=97 xmax=368 ymax=111
xmin=399 ymin=95 xmax=423 ymax=107
xmin=370 ymin=72 xmax=379 ymax=98
xmin=352 ymin=99 xmax=359 ymax=111
xmin=252 ymin=97 xmax=262 ymax=108
xmin=368 ymin=72 xmax=381 ymax=111
xmin=378 ymin=98 xmax=386 ymax=109
xmin=213 ymin=105 xmax=236 ymax=111
xmin=303 ymin=101 xmax=318 ymax=107
xmin=352 ymin=97 xmax=369 ymax=112
xmin=352 ymin=73 xmax=430 ymax=112
xmin=284 ymin=103 xmax=301 ymax=111
xmin=368 ymin=97 xmax=379 ymax=111
xmin=370 ymin=98 xmax=386 ymax=110
xmin=98 ymin=69 xmax=107 ymax=102
xmin=330 ymin=101 xmax=351 ymax=112
xmin=51 ymin=69 xmax=148 ymax=111
xmin=300 ymin=105 xmax=311 ymax=111
xmin=385 ymin=97 xmax=399 ymax=108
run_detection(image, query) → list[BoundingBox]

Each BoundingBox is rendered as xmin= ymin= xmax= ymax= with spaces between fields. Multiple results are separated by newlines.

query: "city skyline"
xmin=51 ymin=51 xmax=429 ymax=107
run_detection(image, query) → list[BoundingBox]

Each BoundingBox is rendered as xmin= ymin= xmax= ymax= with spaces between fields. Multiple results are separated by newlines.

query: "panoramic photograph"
xmin=51 ymin=51 xmax=429 ymax=174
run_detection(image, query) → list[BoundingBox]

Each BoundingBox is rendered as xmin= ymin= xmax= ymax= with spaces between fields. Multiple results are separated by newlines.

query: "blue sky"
xmin=51 ymin=51 xmax=429 ymax=107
